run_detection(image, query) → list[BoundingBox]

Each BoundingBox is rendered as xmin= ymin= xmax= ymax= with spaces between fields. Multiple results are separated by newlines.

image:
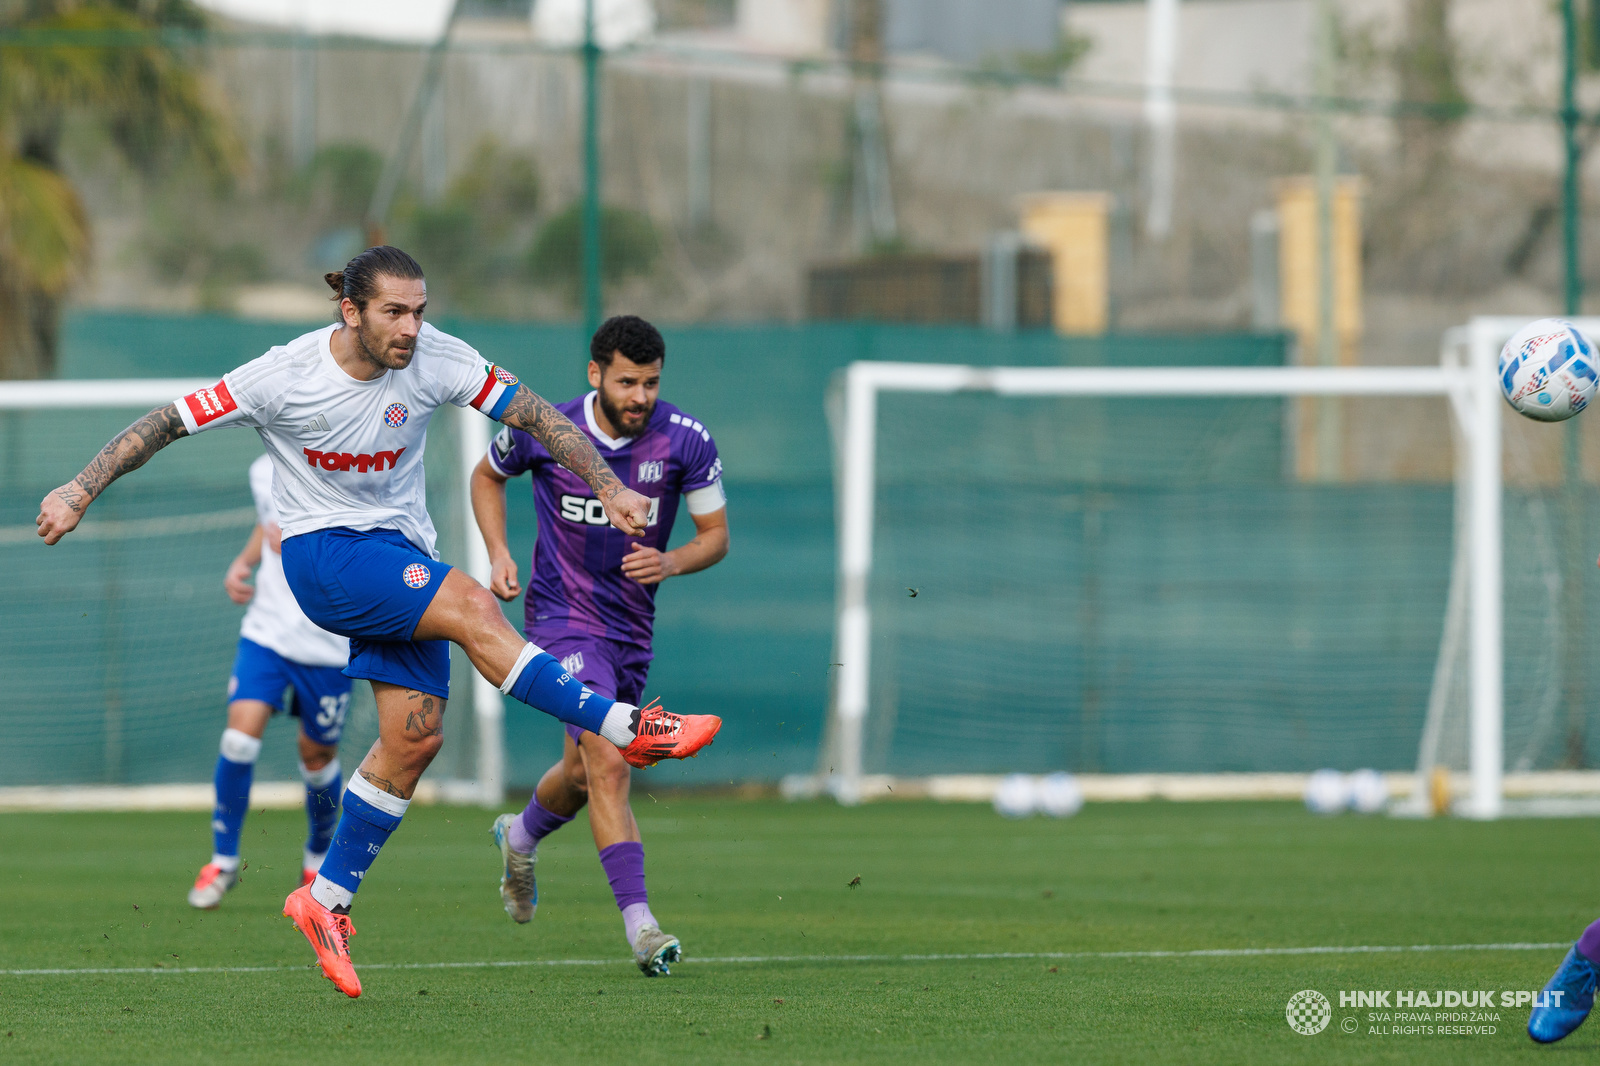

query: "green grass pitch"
xmin=2 ymin=797 xmax=1597 ymax=1064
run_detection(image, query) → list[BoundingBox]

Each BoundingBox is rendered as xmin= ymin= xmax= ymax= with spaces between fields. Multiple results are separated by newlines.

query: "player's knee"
xmin=586 ymin=747 xmax=631 ymax=797
xmin=410 ymin=732 xmax=446 ymax=765
xmin=462 ymin=585 xmax=505 ymax=631
xmin=299 ymin=741 xmax=336 ymax=771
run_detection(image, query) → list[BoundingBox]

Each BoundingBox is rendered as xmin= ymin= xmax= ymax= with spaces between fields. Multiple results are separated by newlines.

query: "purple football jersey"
xmin=486 ymin=391 xmax=723 ymax=649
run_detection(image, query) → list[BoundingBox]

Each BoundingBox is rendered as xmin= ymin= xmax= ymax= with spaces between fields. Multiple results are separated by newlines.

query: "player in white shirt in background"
xmin=188 ymin=455 xmax=353 ymax=909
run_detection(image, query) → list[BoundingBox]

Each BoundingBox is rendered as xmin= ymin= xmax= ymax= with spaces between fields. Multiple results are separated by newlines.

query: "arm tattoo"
xmin=403 ymin=692 xmax=444 ymax=739
xmin=499 ymin=385 xmax=624 ymax=501
xmin=67 ymin=403 xmax=189 ymax=509
xmin=359 ymin=769 xmax=407 ymax=798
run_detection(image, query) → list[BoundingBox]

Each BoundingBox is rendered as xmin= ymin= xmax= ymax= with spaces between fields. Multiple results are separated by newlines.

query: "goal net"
xmin=0 ymin=381 xmax=502 ymax=807
xmin=805 ymin=318 xmax=1583 ymax=818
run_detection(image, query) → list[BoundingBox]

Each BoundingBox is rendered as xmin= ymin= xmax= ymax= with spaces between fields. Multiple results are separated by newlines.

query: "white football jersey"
xmin=238 ymin=454 xmax=349 ymax=667
xmin=174 ymin=322 xmax=520 ymax=559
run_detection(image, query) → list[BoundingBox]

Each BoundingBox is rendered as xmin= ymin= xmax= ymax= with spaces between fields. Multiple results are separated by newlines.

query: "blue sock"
xmin=500 ymin=644 xmax=617 ymax=735
xmin=310 ymin=772 xmax=408 ymax=911
xmin=210 ymin=729 xmax=261 ymax=869
xmin=301 ymin=757 xmax=341 ymax=863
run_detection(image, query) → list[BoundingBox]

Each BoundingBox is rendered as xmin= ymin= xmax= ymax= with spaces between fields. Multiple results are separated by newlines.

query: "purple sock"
xmin=511 ymin=796 xmax=572 ymax=853
xmin=599 ymin=841 xmax=649 ymax=909
xmin=1577 ymin=919 xmax=1600 ymax=965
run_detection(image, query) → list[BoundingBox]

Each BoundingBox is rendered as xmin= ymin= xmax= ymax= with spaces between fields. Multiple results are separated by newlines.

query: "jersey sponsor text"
xmin=303 ymin=447 xmax=406 ymax=472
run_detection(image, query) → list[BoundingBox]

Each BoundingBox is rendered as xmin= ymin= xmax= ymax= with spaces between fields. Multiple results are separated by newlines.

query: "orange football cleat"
xmin=283 ymin=884 xmax=361 ymax=998
xmin=620 ymin=699 xmax=721 ymax=768
xmin=301 ymin=868 xmax=317 ymax=889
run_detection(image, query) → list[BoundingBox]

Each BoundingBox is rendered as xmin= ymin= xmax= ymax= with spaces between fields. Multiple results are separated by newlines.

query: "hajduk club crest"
xmin=384 ymin=403 xmax=409 ymax=427
xmin=402 ymin=563 xmax=431 ymax=589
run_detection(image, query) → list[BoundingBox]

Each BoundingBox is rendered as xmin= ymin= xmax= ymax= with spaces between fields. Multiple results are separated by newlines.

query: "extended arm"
xmin=497 ymin=384 xmax=649 ymax=535
xmin=225 ymin=524 xmax=265 ymax=605
xmin=470 ymin=455 xmax=523 ymax=601
xmin=36 ymin=402 xmax=189 ymax=544
xmin=621 ymin=507 xmax=730 ymax=586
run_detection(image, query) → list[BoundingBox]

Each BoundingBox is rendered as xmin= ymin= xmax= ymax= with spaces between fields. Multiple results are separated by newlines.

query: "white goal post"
xmin=813 ymin=316 xmax=1569 ymax=819
xmin=0 ymin=379 xmax=503 ymax=809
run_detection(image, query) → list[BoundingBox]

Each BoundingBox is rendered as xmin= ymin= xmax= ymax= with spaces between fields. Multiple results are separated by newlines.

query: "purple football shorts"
xmin=529 ymin=629 xmax=653 ymax=744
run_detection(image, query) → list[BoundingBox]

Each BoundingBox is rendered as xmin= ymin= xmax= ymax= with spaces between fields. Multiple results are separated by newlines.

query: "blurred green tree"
xmin=0 ymin=1 xmax=233 ymax=377
xmin=528 ymin=201 xmax=658 ymax=305
xmin=402 ymin=138 xmax=540 ymax=312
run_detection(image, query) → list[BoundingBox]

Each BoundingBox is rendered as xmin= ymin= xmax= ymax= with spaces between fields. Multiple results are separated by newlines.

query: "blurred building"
xmin=735 ymin=0 xmax=1065 ymax=60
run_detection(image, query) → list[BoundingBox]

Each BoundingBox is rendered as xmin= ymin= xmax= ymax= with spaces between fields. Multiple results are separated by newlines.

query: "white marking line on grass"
xmin=0 ymin=942 xmax=1570 ymax=978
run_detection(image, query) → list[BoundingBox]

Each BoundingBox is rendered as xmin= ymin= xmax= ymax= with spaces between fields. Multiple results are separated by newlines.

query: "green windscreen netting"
xmin=863 ymin=390 xmax=1571 ymax=777
xmin=1 ymin=313 xmax=1586 ymax=788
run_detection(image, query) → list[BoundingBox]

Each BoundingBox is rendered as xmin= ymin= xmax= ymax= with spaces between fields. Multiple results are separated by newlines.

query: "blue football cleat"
xmin=1529 ymin=945 xmax=1598 ymax=1043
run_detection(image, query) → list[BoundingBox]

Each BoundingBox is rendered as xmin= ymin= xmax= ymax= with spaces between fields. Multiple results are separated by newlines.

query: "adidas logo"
xmin=301 ymin=413 xmax=330 ymax=435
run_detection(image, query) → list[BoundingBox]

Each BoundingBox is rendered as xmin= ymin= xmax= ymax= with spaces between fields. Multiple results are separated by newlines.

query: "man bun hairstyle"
xmin=324 ymin=246 xmax=425 ymax=314
xmin=591 ymin=314 xmax=665 ymax=368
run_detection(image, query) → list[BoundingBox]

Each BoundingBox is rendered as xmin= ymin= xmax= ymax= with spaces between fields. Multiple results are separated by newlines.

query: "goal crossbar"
xmin=823 ymin=333 xmax=1510 ymax=815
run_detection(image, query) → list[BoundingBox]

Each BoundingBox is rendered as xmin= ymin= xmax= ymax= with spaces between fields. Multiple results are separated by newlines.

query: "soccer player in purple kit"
xmin=471 ymin=315 xmax=728 ymax=976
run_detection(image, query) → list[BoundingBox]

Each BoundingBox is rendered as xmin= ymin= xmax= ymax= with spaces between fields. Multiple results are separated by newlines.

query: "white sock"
xmin=219 ymin=728 xmax=262 ymax=764
xmin=310 ymin=874 xmax=354 ymax=911
xmin=299 ymin=758 xmax=341 ymax=789
xmin=599 ymin=703 xmax=638 ymax=747
xmin=210 ymin=852 xmax=241 ymax=873
xmin=497 ymin=642 xmax=541 ymax=694
xmin=622 ymin=901 xmax=658 ymax=946
xmin=303 ymin=848 xmax=326 ymax=873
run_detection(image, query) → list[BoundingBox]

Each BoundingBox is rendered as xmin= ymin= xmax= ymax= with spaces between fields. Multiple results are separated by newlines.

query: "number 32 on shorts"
xmin=317 ymin=693 xmax=350 ymax=730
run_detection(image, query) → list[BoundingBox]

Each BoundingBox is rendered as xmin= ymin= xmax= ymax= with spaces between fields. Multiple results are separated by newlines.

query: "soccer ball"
xmin=1304 ymin=769 xmax=1350 ymax=815
xmin=1036 ymin=773 xmax=1084 ymax=818
xmin=993 ymin=774 xmax=1038 ymax=818
xmin=1498 ymin=318 xmax=1599 ymax=422
xmin=1347 ymin=768 xmax=1389 ymax=814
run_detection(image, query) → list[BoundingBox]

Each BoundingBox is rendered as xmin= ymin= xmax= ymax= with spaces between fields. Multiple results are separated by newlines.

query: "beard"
xmin=355 ymin=314 xmax=415 ymax=369
xmin=598 ymin=389 xmax=654 ymax=438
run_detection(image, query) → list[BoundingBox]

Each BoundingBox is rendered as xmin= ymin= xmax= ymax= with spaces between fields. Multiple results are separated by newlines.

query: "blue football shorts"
xmin=279 ymin=526 xmax=453 ymax=700
xmin=228 ymin=637 xmax=353 ymax=746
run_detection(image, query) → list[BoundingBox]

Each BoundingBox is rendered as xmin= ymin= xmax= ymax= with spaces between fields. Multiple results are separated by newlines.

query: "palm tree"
xmin=0 ymin=0 xmax=232 ymax=378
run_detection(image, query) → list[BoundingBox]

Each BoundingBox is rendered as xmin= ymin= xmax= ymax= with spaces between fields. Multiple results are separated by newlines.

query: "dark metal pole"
xmin=1563 ymin=0 xmax=1587 ymax=766
xmin=582 ymin=0 xmax=603 ymax=340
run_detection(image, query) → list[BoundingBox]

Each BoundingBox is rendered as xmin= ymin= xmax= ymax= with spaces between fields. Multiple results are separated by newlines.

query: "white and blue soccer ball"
xmin=993 ymin=774 xmax=1038 ymax=818
xmin=1498 ymin=318 xmax=1599 ymax=422
xmin=1036 ymin=772 xmax=1084 ymax=818
xmin=1347 ymin=768 xmax=1389 ymax=814
xmin=1304 ymin=768 xmax=1351 ymax=815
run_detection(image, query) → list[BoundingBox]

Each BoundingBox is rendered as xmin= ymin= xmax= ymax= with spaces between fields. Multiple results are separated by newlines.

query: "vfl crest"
xmin=637 ymin=460 xmax=664 ymax=483
xmin=561 ymin=651 xmax=585 ymax=675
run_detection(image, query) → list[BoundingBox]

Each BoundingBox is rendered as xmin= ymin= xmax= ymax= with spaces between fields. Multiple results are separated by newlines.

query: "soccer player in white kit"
xmin=188 ymin=454 xmax=352 ymax=910
xmin=36 ymin=247 xmax=721 ymax=998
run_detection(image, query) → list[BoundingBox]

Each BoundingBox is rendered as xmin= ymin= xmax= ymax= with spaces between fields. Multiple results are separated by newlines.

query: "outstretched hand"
xmin=603 ymin=487 xmax=651 ymax=537
xmin=36 ymin=481 xmax=88 ymax=545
